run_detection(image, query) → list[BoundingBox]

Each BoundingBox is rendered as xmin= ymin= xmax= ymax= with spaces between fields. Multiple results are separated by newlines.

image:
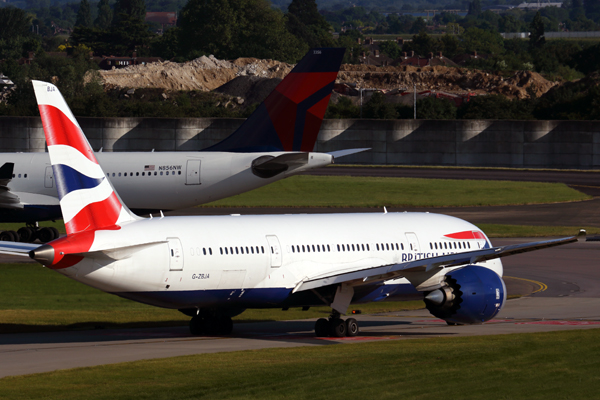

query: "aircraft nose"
xmin=29 ymin=244 xmax=55 ymax=266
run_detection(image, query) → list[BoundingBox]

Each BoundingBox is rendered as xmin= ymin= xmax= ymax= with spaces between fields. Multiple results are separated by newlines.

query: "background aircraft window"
xmin=160 ymin=172 xmax=163 ymax=175
xmin=166 ymin=171 xmax=169 ymax=175
xmin=124 ymin=173 xmax=127 ymax=176
xmin=18 ymin=174 xmax=21 ymax=178
xmin=142 ymin=172 xmax=145 ymax=176
xmin=136 ymin=172 xmax=139 ymax=176
xmin=24 ymin=174 xmax=27 ymax=178
xmin=130 ymin=172 xmax=133 ymax=176
xmin=154 ymin=172 xmax=157 ymax=176
xmin=112 ymin=173 xmax=115 ymax=177
xmin=118 ymin=173 xmax=121 ymax=176
xmin=179 ymin=171 xmax=182 ymax=175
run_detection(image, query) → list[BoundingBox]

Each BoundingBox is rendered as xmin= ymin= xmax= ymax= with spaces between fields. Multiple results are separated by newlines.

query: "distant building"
xmin=396 ymin=51 xmax=459 ymax=67
xmin=145 ymin=12 xmax=177 ymax=34
xmin=516 ymin=2 xmax=563 ymax=10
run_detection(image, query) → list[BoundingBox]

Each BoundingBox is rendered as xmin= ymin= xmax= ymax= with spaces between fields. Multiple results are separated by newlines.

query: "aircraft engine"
xmin=424 ymin=265 xmax=506 ymax=325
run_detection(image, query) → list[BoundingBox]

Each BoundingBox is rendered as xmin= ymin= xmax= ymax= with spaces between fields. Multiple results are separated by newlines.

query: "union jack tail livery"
xmin=32 ymin=80 xmax=138 ymax=236
xmin=205 ymin=48 xmax=345 ymax=153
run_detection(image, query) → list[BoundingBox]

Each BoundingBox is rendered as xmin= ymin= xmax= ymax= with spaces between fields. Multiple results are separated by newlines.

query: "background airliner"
xmin=0 ymin=80 xmax=583 ymax=338
xmin=0 ymin=48 xmax=365 ymax=243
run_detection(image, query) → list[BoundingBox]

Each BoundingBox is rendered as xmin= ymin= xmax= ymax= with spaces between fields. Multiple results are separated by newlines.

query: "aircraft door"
xmin=44 ymin=166 xmax=54 ymax=188
xmin=186 ymin=159 xmax=201 ymax=185
xmin=266 ymin=235 xmax=282 ymax=268
xmin=167 ymin=237 xmax=184 ymax=271
xmin=405 ymin=232 xmax=420 ymax=253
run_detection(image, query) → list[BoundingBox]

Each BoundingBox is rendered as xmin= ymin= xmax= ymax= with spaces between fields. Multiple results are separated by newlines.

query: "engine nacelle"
xmin=424 ymin=265 xmax=506 ymax=325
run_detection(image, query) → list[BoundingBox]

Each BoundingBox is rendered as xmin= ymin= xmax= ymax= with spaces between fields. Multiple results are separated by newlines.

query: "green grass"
xmin=1 ymin=329 xmax=599 ymax=398
xmin=0 ymin=220 xmax=66 ymax=234
xmin=0 ymin=263 xmax=423 ymax=333
xmin=203 ymin=176 xmax=589 ymax=208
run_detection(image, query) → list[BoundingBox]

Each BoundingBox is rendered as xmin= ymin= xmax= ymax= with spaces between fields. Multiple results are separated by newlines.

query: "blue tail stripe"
xmin=53 ymin=164 xmax=104 ymax=199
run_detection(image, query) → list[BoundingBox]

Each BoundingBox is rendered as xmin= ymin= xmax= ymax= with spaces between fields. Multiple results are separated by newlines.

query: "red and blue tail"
xmin=205 ymin=48 xmax=345 ymax=152
xmin=32 ymin=80 xmax=137 ymax=236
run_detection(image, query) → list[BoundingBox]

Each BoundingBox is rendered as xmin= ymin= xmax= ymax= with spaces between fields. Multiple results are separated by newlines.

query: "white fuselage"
xmin=1 ymin=151 xmax=332 ymax=214
xmin=58 ymin=212 xmax=503 ymax=310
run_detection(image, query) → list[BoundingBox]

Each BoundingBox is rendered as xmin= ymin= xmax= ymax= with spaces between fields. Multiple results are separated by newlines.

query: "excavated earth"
xmin=95 ymin=55 xmax=560 ymax=102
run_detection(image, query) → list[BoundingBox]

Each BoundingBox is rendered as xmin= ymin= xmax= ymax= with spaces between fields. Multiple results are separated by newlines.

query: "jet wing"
xmin=0 ymin=163 xmax=23 ymax=209
xmin=293 ymin=230 xmax=586 ymax=293
xmin=0 ymin=241 xmax=40 ymax=257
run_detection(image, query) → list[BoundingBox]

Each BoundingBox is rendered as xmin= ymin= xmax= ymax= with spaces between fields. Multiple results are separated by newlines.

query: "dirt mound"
xmin=95 ymin=55 xmax=292 ymax=92
xmin=338 ymin=65 xmax=558 ymax=99
xmin=214 ymin=76 xmax=282 ymax=106
xmin=95 ymin=55 xmax=559 ymax=102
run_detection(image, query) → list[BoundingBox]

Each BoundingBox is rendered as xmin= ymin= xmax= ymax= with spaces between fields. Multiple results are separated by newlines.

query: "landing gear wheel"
xmin=330 ymin=318 xmax=347 ymax=337
xmin=189 ymin=316 xmax=205 ymax=335
xmin=38 ymin=227 xmax=54 ymax=243
xmin=215 ymin=316 xmax=233 ymax=335
xmin=17 ymin=227 xmax=35 ymax=243
xmin=50 ymin=227 xmax=60 ymax=240
xmin=315 ymin=318 xmax=329 ymax=337
xmin=0 ymin=231 xmax=15 ymax=241
xmin=345 ymin=318 xmax=359 ymax=337
xmin=7 ymin=230 xmax=18 ymax=242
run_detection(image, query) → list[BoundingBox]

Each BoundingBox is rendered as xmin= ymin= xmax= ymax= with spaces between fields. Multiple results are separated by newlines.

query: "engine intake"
xmin=424 ymin=265 xmax=506 ymax=325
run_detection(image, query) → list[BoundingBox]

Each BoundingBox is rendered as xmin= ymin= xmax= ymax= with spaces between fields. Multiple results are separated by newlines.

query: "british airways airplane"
xmin=0 ymin=48 xmax=365 ymax=243
xmin=0 ymin=80 xmax=584 ymax=337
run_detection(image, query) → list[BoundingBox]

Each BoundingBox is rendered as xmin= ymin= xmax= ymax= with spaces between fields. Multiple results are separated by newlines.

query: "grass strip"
xmin=202 ymin=176 xmax=589 ymax=208
xmin=1 ymin=329 xmax=599 ymax=398
xmin=476 ymin=224 xmax=600 ymax=237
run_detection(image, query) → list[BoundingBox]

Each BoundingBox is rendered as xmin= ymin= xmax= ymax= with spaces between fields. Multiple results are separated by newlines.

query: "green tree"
xmin=571 ymin=0 xmax=586 ymax=20
xmin=467 ymin=0 xmax=482 ymax=17
xmin=460 ymin=27 xmax=505 ymax=55
xmin=363 ymin=92 xmax=398 ymax=119
xmin=113 ymin=0 xmax=147 ymax=25
xmin=409 ymin=17 xmax=427 ymax=34
xmin=378 ymin=40 xmax=401 ymax=59
xmin=0 ymin=8 xmax=33 ymax=41
xmin=529 ymin=11 xmax=546 ymax=49
xmin=325 ymin=96 xmax=359 ymax=118
xmin=584 ymin=0 xmax=600 ymax=21
xmin=286 ymin=0 xmax=333 ymax=48
xmin=75 ymin=0 xmax=92 ymax=28
xmin=178 ymin=0 xmax=305 ymax=62
xmin=95 ymin=0 xmax=113 ymax=29
xmin=417 ymin=97 xmax=456 ymax=119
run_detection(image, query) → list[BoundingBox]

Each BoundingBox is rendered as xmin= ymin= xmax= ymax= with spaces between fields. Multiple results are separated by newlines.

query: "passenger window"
xmin=386 ymin=243 xmax=390 ymax=250
xmin=203 ymin=248 xmax=206 ymax=255
xmin=361 ymin=244 xmax=365 ymax=251
xmin=351 ymin=244 xmax=355 ymax=251
xmin=327 ymin=245 xmax=330 ymax=252
xmin=230 ymin=247 xmax=233 ymax=254
xmin=337 ymin=244 xmax=340 ymax=251
xmin=179 ymin=171 xmax=182 ymax=175
xmin=376 ymin=244 xmax=380 ymax=251
xmin=136 ymin=172 xmax=139 ymax=176
xmin=166 ymin=171 xmax=169 ymax=175
xmin=224 ymin=248 xmax=228 ymax=254
xmin=366 ymin=244 xmax=370 ymax=251
xmin=396 ymin=243 xmax=399 ymax=250
xmin=24 ymin=174 xmax=27 ymax=178
xmin=118 ymin=173 xmax=121 ymax=177
xmin=434 ymin=243 xmax=438 ymax=249
xmin=312 ymin=245 xmax=315 ymax=252
xmin=209 ymin=248 xmax=212 ymax=255
xmin=246 ymin=246 xmax=249 ymax=253
xmin=154 ymin=172 xmax=157 ymax=176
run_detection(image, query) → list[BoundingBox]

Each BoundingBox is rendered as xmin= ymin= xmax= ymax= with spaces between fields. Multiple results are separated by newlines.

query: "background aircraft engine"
xmin=424 ymin=265 xmax=507 ymax=325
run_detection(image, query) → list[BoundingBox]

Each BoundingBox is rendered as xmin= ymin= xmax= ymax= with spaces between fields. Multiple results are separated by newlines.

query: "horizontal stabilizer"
xmin=327 ymin=148 xmax=371 ymax=160
xmin=251 ymin=152 xmax=309 ymax=178
xmin=0 ymin=241 xmax=40 ymax=257
xmin=293 ymin=230 xmax=585 ymax=293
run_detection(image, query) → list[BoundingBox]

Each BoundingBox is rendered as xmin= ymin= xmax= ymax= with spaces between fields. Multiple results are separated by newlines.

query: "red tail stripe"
xmin=65 ymin=192 xmax=122 ymax=235
xmin=38 ymin=104 xmax=97 ymax=163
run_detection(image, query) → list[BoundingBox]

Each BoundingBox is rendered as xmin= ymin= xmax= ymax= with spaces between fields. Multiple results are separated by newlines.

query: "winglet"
xmin=205 ymin=48 xmax=345 ymax=153
xmin=32 ymin=80 xmax=138 ymax=235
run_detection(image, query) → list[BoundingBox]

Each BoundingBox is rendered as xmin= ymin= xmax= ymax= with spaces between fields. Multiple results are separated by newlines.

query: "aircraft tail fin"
xmin=32 ymin=80 xmax=138 ymax=236
xmin=205 ymin=48 xmax=345 ymax=153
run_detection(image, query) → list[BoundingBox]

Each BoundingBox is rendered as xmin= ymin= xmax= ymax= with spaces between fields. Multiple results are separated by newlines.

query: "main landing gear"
xmin=0 ymin=223 xmax=59 ymax=243
xmin=314 ymin=311 xmax=359 ymax=338
xmin=189 ymin=313 xmax=233 ymax=336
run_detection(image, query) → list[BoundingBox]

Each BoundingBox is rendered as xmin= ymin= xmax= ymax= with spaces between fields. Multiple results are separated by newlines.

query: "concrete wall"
xmin=1 ymin=116 xmax=598 ymax=169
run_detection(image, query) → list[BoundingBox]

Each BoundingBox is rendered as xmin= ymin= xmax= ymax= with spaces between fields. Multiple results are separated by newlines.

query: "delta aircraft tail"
xmin=205 ymin=48 xmax=345 ymax=153
xmin=32 ymin=80 xmax=138 ymax=236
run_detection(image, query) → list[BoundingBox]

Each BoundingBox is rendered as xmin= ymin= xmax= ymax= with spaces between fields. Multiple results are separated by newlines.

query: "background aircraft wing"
xmin=293 ymin=231 xmax=585 ymax=293
xmin=327 ymin=148 xmax=371 ymax=159
xmin=0 ymin=241 xmax=40 ymax=257
xmin=0 ymin=163 xmax=24 ymax=209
